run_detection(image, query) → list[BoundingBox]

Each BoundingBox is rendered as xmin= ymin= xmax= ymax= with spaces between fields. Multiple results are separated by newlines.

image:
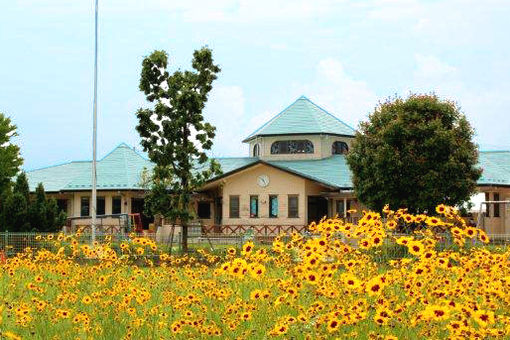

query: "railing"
xmin=201 ymin=225 xmax=308 ymax=235
xmin=65 ymin=213 xmax=131 ymax=233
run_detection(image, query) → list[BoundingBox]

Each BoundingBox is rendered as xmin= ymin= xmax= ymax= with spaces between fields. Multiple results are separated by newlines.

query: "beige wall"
xmin=477 ymin=187 xmax=510 ymax=234
xmin=218 ymin=163 xmax=332 ymax=226
xmin=249 ymin=134 xmax=353 ymax=160
xmin=46 ymin=190 xmax=145 ymax=218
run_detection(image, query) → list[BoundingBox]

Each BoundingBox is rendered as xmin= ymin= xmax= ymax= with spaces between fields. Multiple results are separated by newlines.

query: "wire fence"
xmin=1 ymin=230 xmax=509 ymax=259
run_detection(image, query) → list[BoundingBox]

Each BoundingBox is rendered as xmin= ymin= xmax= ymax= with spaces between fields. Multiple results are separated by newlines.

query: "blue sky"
xmin=1 ymin=0 xmax=509 ymax=171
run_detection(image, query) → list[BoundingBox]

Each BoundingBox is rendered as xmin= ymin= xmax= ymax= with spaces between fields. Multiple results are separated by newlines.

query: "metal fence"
xmin=1 ymin=230 xmax=509 ymax=258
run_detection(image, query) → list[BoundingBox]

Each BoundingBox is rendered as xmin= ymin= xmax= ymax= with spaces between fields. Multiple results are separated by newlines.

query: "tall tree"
xmin=2 ymin=191 xmax=29 ymax=232
xmin=29 ymin=183 xmax=47 ymax=231
xmin=135 ymin=48 xmax=222 ymax=252
xmin=347 ymin=94 xmax=482 ymax=214
xmin=14 ymin=172 xmax=30 ymax=203
xmin=0 ymin=112 xmax=23 ymax=205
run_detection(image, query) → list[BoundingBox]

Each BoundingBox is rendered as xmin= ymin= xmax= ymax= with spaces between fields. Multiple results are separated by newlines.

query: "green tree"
xmin=0 ymin=113 xmax=23 ymax=195
xmin=29 ymin=183 xmax=47 ymax=230
xmin=346 ymin=94 xmax=482 ymax=214
xmin=45 ymin=198 xmax=60 ymax=232
xmin=135 ymin=48 xmax=222 ymax=252
xmin=2 ymin=192 xmax=29 ymax=232
xmin=14 ymin=172 xmax=30 ymax=203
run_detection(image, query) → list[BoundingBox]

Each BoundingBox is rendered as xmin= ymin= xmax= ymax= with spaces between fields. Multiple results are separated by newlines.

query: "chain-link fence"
xmin=1 ymin=230 xmax=509 ymax=259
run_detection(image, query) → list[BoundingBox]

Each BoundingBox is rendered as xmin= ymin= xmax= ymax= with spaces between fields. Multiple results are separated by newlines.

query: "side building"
xmin=27 ymin=96 xmax=510 ymax=234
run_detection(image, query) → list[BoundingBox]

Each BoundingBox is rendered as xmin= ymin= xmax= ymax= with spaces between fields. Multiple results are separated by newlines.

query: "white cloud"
xmin=413 ymin=54 xmax=457 ymax=80
xmin=366 ymin=0 xmax=422 ymax=20
xmin=203 ymin=85 xmax=248 ymax=156
xmin=404 ymin=54 xmax=510 ymax=150
xmin=297 ymin=58 xmax=378 ymax=127
xmin=101 ymin=0 xmax=347 ymax=23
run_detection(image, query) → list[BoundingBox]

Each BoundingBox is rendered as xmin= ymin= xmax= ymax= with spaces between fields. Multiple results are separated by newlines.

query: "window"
xmin=112 ymin=196 xmax=122 ymax=214
xmin=250 ymin=195 xmax=259 ymax=218
xmin=197 ymin=202 xmax=211 ymax=219
xmin=97 ymin=196 xmax=105 ymax=215
xmin=269 ymin=195 xmax=278 ymax=218
xmin=270 ymin=140 xmax=314 ymax=154
xmin=336 ymin=200 xmax=345 ymax=217
xmin=253 ymin=143 xmax=260 ymax=157
xmin=485 ymin=192 xmax=490 ymax=217
xmin=494 ymin=193 xmax=500 ymax=217
xmin=80 ymin=197 xmax=90 ymax=217
xmin=288 ymin=195 xmax=299 ymax=218
xmin=56 ymin=199 xmax=68 ymax=213
xmin=332 ymin=141 xmax=349 ymax=155
xmin=229 ymin=195 xmax=240 ymax=218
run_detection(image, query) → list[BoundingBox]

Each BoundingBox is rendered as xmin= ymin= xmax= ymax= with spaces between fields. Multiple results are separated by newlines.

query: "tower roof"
xmin=243 ymin=96 xmax=356 ymax=142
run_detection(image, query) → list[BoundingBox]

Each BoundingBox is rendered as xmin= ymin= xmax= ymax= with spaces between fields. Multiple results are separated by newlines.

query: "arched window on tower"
xmin=270 ymin=140 xmax=314 ymax=154
xmin=253 ymin=143 xmax=260 ymax=157
xmin=332 ymin=141 xmax=349 ymax=155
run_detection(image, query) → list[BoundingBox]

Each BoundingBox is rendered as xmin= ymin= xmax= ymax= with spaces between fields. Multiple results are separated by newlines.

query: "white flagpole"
xmin=91 ymin=0 xmax=98 ymax=244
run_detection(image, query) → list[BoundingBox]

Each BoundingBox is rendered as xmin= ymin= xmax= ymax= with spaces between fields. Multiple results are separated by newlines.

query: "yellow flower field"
xmin=1 ymin=205 xmax=509 ymax=339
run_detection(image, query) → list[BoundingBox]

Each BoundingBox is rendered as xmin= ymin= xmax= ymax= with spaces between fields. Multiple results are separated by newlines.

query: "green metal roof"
xmin=477 ymin=151 xmax=510 ymax=186
xmin=210 ymin=151 xmax=510 ymax=190
xmin=268 ymin=156 xmax=352 ymax=188
xmin=208 ymin=156 xmax=352 ymax=189
xmin=26 ymin=143 xmax=510 ymax=194
xmin=243 ymin=96 xmax=356 ymax=142
xmin=214 ymin=157 xmax=259 ymax=173
xmin=27 ymin=143 xmax=153 ymax=192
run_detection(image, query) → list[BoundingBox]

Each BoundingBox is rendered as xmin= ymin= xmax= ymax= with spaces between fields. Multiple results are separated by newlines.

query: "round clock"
xmin=257 ymin=175 xmax=269 ymax=187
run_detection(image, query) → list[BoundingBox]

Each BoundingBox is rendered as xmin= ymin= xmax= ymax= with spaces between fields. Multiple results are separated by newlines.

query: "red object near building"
xmin=129 ymin=213 xmax=143 ymax=233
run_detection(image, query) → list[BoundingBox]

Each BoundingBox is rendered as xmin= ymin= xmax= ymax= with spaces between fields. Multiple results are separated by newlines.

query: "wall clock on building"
xmin=257 ymin=175 xmax=269 ymax=187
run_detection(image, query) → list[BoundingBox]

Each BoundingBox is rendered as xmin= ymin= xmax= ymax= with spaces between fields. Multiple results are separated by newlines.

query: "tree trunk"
xmin=181 ymin=221 xmax=188 ymax=253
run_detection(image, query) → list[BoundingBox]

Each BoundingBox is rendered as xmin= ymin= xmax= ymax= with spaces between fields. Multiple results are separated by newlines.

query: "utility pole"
xmin=91 ymin=0 xmax=98 ymax=244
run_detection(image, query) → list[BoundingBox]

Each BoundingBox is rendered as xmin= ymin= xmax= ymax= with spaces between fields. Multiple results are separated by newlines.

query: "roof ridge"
xmin=122 ymin=145 xmax=131 ymax=187
xmin=243 ymin=96 xmax=356 ymax=142
xmin=303 ymin=97 xmax=356 ymax=132
xmin=304 ymin=99 xmax=323 ymax=132
xmin=26 ymin=160 xmax=89 ymax=173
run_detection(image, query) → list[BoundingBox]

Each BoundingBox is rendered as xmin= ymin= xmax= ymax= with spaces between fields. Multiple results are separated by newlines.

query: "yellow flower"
xmin=435 ymin=204 xmax=448 ymax=215
xmin=82 ymin=295 xmax=92 ymax=305
xmin=241 ymin=241 xmax=254 ymax=256
xmin=342 ymin=272 xmax=361 ymax=290
xmin=474 ymin=310 xmax=495 ymax=328
xmin=327 ymin=318 xmax=340 ymax=333
xmin=407 ymin=240 xmax=425 ymax=256
xmin=426 ymin=216 xmax=442 ymax=226
xmin=365 ymin=277 xmax=384 ymax=296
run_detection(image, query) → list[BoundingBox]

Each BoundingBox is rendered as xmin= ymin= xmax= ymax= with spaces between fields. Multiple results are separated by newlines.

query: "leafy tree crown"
xmin=135 ymin=47 xmax=222 ymax=224
xmin=0 ymin=113 xmax=23 ymax=194
xmin=346 ymin=94 xmax=482 ymax=213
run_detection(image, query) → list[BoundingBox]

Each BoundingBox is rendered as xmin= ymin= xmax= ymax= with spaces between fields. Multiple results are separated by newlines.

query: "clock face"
xmin=257 ymin=175 xmax=269 ymax=187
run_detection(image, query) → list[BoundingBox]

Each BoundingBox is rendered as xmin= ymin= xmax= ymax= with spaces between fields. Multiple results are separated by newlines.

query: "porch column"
xmin=343 ymin=198 xmax=347 ymax=218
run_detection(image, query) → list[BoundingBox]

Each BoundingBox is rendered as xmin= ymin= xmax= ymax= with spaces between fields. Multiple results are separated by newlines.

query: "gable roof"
xmin=210 ymin=151 xmax=510 ymax=190
xmin=477 ymin=151 xmax=510 ymax=186
xmin=243 ymin=96 xmax=356 ymax=142
xmin=27 ymin=143 xmax=153 ymax=192
xmin=211 ymin=155 xmax=353 ymax=190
